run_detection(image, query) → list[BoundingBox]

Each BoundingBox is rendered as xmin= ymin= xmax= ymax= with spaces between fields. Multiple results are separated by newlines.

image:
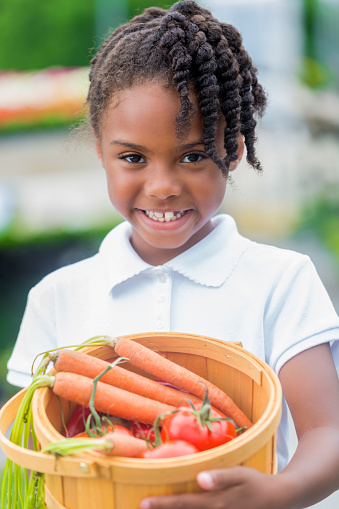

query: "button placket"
xmin=154 ymin=269 xmax=171 ymax=331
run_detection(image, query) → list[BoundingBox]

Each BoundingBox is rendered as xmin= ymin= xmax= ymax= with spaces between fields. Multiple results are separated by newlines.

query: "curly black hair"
xmin=87 ymin=0 xmax=267 ymax=174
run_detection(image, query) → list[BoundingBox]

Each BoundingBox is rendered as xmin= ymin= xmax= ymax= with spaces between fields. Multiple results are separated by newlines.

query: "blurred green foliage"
xmin=298 ymin=189 xmax=339 ymax=266
xmin=0 ymin=348 xmax=18 ymax=403
xmin=129 ymin=0 xmax=174 ymax=16
xmin=303 ymin=0 xmax=318 ymax=60
xmin=300 ymin=0 xmax=339 ymax=89
xmin=0 ymin=0 xmax=175 ymax=71
xmin=0 ymin=0 xmax=95 ymax=70
xmin=299 ymin=56 xmax=333 ymax=89
xmin=0 ymin=0 xmax=337 ymax=89
xmin=0 ymin=114 xmax=86 ymax=135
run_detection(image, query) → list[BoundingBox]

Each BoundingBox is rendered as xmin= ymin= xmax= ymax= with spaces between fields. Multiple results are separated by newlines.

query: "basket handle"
xmin=0 ymin=388 xmax=112 ymax=479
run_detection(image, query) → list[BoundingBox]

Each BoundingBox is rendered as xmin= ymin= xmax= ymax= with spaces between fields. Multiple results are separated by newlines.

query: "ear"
xmin=229 ymin=135 xmax=245 ymax=171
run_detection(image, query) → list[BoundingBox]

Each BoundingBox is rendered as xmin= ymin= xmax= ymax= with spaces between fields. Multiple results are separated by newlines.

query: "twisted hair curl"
xmin=87 ymin=0 xmax=267 ymax=174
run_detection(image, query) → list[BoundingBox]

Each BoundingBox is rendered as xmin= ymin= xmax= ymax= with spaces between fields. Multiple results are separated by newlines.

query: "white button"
xmin=156 ymin=320 xmax=164 ymax=329
xmin=157 ymin=294 xmax=165 ymax=302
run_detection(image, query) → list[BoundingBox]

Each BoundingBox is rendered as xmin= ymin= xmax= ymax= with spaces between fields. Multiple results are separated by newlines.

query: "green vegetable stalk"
xmin=1 ymin=335 xmax=120 ymax=508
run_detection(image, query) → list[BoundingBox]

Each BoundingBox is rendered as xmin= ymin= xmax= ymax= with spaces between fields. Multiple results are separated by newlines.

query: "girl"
xmin=7 ymin=1 xmax=339 ymax=508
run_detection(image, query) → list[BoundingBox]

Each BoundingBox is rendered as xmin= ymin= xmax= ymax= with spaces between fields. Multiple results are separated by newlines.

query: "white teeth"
xmin=145 ymin=210 xmax=186 ymax=222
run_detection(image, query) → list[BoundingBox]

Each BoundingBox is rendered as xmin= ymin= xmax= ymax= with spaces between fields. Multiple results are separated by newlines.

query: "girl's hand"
xmin=140 ymin=466 xmax=289 ymax=509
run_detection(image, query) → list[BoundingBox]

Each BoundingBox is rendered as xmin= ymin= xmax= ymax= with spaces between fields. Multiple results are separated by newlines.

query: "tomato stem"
xmin=153 ymin=409 xmax=179 ymax=446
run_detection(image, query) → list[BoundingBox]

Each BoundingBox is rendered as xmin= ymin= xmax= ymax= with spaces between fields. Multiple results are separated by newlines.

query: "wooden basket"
xmin=0 ymin=332 xmax=282 ymax=509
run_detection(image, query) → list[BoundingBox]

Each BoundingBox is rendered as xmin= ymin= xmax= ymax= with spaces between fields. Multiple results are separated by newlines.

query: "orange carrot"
xmin=53 ymin=349 xmax=203 ymax=408
xmin=97 ymin=432 xmax=148 ymax=457
xmin=52 ymin=372 xmax=176 ymax=425
xmin=42 ymin=432 xmax=148 ymax=458
xmin=112 ymin=337 xmax=252 ymax=429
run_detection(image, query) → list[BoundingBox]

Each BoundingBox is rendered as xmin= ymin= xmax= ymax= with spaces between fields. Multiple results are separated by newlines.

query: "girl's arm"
xmin=140 ymin=342 xmax=339 ymax=509
xmin=276 ymin=342 xmax=339 ymax=506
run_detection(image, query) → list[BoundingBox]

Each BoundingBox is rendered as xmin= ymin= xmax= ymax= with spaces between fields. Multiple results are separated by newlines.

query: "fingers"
xmin=197 ymin=466 xmax=249 ymax=491
xmin=140 ymin=491 xmax=227 ymax=509
xmin=139 ymin=467 xmax=258 ymax=509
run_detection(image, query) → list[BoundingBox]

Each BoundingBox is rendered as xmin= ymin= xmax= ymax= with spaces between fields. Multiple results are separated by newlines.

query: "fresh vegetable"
xmin=112 ymin=337 xmax=252 ymax=429
xmin=1 ymin=376 xmax=53 ymax=509
xmin=160 ymin=403 xmax=238 ymax=451
xmin=1 ymin=334 xmax=251 ymax=508
xmin=62 ymin=404 xmax=93 ymax=437
xmin=155 ymin=380 xmax=189 ymax=391
xmin=97 ymin=432 xmax=148 ymax=457
xmin=42 ymin=432 xmax=148 ymax=458
xmin=62 ymin=405 xmax=130 ymax=438
xmin=31 ymin=335 xmax=118 ymax=377
xmin=1 ymin=354 xmax=130 ymax=508
xmin=128 ymin=421 xmax=157 ymax=442
xmin=137 ymin=440 xmax=199 ymax=459
xmin=51 ymin=371 xmax=176 ymax=425
xmin=52 ymin=348 xmax=203 ymax=407
xmin=75 ymin=424 xmax=133 ymax=438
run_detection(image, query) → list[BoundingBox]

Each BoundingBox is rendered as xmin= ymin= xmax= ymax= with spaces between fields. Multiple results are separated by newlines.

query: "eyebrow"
xmin=110 ymin=141 xmax=146 ymax=151
xmin=110 ymin=140 xmax=205 ymax=151
xmin=178 ymin=141 xmax=205 ymax=149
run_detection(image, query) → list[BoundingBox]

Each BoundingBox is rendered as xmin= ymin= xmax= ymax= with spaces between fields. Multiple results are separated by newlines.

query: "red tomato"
xmin=63 ymin=405 xmax=93 ymax=437
xmin=128 ymin=421 xmax=157 ymax=442
xmin=75 ymin=424 xmax=133 ymax=438
xmin=161 ymin=404 xmax=237 ymax=451
xmin=137 ymin=440 xmax=199 ymax=459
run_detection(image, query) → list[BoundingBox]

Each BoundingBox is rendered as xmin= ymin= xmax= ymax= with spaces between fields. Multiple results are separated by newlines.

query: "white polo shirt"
xmin=7 ymin=214 xmax=339 ymax=470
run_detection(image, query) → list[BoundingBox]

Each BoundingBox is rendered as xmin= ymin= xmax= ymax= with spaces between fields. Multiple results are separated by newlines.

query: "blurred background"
xmin=0 ymin=1 xmax=339 ymax=505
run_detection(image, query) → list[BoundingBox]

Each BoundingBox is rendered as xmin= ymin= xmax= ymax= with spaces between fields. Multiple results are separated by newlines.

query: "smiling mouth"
xmin=144 ymin=210 xmax=188 ymax=222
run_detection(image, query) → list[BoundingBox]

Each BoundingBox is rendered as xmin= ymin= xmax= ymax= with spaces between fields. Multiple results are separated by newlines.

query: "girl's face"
xmin=96 ymin=82 xmax=242 ymax=265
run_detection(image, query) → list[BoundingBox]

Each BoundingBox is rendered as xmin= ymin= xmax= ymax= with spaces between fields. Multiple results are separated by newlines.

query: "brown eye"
xmin=181 ymin=153 xmax=206 ymax=163
xmin=122 ymin=154 xmax=146 ymax=163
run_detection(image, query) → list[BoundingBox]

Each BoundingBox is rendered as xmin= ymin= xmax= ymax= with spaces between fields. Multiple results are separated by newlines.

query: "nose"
xmin=144 ymin=164 xmax=182 ymax=199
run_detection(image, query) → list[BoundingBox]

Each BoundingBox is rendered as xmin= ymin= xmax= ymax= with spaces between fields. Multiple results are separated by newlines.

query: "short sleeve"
xmin=7 ymin=283 xmax=57 ymax=388
xmin=264 ymin=255 xmax=339 ymax=374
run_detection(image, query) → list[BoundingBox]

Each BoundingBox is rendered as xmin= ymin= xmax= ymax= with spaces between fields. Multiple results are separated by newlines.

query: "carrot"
xmin=42 ymin=432 xmax=148 ymax=458
xmin=52 ymin=372 xmax=176 ymax=425
xmin=112 ymin=337 xmax=252 ymax=429
xmin=53 ymin=348 xmax=203 ymax=408
xmin=97 ymin=432 xmax=148 ymax=457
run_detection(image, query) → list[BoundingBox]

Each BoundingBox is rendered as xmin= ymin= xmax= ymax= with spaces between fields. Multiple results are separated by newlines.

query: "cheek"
xmin=104 ymin=169 xmax=122 ymax=205
xmin=199 ymin=172 xmax=226 ymax=209
xmin=105 ymin=169 xmax=139 ymax=208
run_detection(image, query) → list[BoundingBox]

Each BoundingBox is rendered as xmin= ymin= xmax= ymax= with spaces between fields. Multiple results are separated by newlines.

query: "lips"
xmin=144 ymin=210 xmax=188 ymax=222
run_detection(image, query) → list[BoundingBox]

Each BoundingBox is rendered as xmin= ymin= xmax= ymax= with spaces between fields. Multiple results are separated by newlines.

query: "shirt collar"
xmin=99 ymin=214 xmax=250 ymax=291
xmin=166 ymin=215 xmax=250 ymax=287
xmin=99 ymin=221 xmax=150 ymax=291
